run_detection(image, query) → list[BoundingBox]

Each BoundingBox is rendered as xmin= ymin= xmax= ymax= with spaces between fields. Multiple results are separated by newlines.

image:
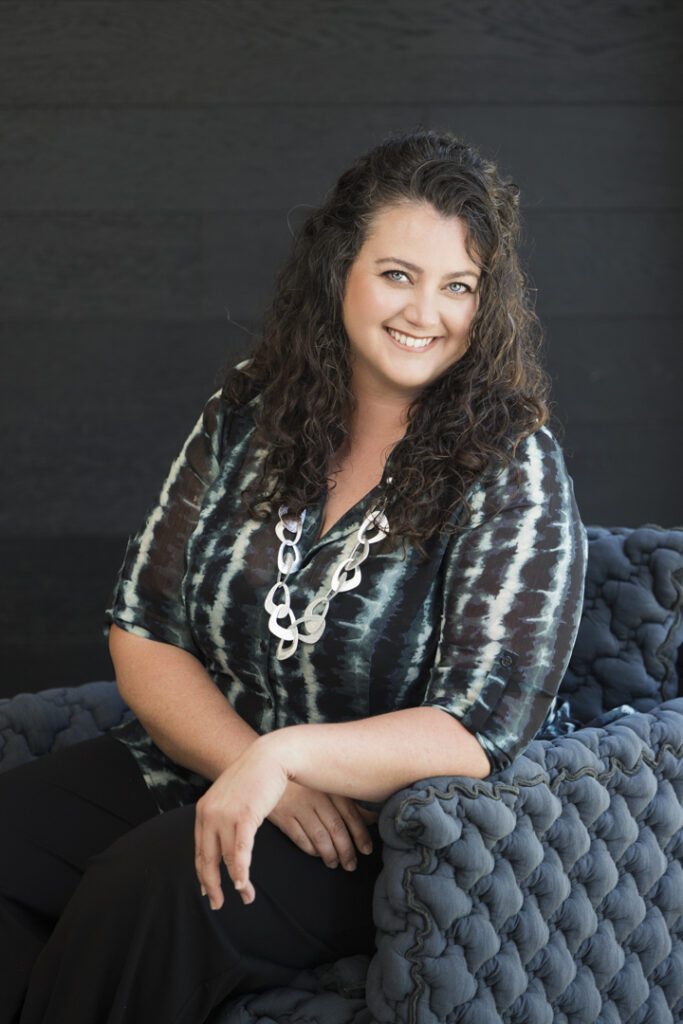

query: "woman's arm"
xmin=109 ymin=623 xmax=259 ymax=782
xmin=104 ymin=388 xmax=258 ymax=782
xmin=415 ymin=426 xmax=588 ymax=775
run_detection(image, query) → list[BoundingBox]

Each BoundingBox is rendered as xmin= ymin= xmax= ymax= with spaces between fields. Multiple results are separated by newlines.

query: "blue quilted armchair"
xmin=2 ymin=524 xmax=683 ymax=1024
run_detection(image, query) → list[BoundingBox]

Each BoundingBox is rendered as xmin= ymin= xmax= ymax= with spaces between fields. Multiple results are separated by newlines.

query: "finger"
xmin=356 ymin=804 xmax=380 ymax=826
xmin=348 ymin=812 xmax=376 ymax=855
xmin=292 ymin=798 xmax=341 ymax=867
xmin=305 ymin=811 xmax=345 ymax=869
xmin=194 ymin=807 xmax=211 ymax=897
xmin=284 ymin=817 xmax=320 ymax=858
xmin=333 ymin=797 xmax=374 ymax=856
xmin=230 ymin=818 xmax=256 ymax=896
xmin=194 ymin=846 xmax=207 ymax=896
xmin=199 ymin=824 xmax=226 ymax=911
xmin=223 ymin=847 xmax=256 ymax=904
xmin=318 ymin=805 xmax=359 ymax=870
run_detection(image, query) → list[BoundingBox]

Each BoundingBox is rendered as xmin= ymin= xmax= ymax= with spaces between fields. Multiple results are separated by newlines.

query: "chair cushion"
xmin=206 ymin=954 xmax=372 ymax=1024
xmin=366 ymin=699 xmax=683 ymax=1024
xmin=0 ymin=680 xmax=132 ymax=772
xmin=551 ymin=525 xmax=683 ymax=728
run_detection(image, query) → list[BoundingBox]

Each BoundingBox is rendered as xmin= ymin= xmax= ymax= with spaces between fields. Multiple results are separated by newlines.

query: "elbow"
xmin=421 ymin=708 xmax=491 ymax=778
xmin=473 ymin=735 xmax=511 ymax=779
xmin=449 ymin=721 xmax=494 ymax=779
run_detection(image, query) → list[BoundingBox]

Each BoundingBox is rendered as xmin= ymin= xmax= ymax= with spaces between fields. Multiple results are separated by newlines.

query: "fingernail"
xmin=209 ymin=897 xmax=218 ymax=910
xmin=200 ymin=884 xmax=207 ymax=896
xmin=361 ymin=844 xmax=373 ymax=854
xmin=234 ymin=879 xmax=244 ymax=891
xmin=329 ymin=860 xmax=338 ymax=869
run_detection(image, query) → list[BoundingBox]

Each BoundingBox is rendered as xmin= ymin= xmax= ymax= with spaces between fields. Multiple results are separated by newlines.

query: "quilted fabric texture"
xmin=554 ymin=525 xmax=683 ymax=727
xmin=207 ymin=955 xmax=374 ymax=1024
xmin=0 ymin=680 xmax=132 ymax=771
xmin=368 ymin=698 xmax=683 ymax=1024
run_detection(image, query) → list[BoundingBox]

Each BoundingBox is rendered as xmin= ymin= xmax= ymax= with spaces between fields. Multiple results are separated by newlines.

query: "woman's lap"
xmin=1 ymin=734 xmax=383 ymax=1022
xmin=79 ymin=793 xmax=383 ymax=972
xmin=0 ymin=733 xmax=159 ymax=917
xmin=124 ymin=803 xmax=372 ymax=966
xmin=0 ymin=733 xmax=160 ymax=1023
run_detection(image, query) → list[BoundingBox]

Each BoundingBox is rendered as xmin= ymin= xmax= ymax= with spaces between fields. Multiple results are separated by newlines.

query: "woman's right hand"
xmin=266 ymin=779 xmax=378 ymax=870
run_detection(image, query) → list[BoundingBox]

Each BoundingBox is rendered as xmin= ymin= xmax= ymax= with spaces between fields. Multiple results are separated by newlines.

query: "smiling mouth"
xmin=385 ymin=326 xmax=441 ymax=351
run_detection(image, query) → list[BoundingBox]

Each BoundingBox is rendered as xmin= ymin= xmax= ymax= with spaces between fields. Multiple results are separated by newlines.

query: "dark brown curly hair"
xmin=217 ymin=125 xmax=558 ymax=563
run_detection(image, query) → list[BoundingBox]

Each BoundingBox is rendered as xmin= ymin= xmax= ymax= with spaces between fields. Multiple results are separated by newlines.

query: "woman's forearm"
xmin=108 ymin=623 xmax=259 ymax=782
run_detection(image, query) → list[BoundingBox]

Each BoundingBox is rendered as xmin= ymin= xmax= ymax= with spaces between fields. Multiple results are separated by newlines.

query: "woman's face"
xmin=341 ymin=201 xmax=481 ymax=402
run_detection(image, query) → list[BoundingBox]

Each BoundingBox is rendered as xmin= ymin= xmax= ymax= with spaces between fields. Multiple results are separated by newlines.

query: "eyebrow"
xmin=375 ymin=257 xmax=480 ymax=281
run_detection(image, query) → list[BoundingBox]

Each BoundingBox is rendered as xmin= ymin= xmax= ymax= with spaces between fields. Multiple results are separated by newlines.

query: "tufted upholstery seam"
xmin=393 ymin=740 xmax=683 ymax=831
xmin=657 ymin=566 xmax=683 ymax=664
xmin=555 ymin=526 xmax=683 ymax=726
xmin=394 ymin=737 xmax=683 ymax=1024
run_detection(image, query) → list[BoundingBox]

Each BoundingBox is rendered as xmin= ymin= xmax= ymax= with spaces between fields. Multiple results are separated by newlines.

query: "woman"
xmin=1 ymin=127 xmax=587 ymax=1023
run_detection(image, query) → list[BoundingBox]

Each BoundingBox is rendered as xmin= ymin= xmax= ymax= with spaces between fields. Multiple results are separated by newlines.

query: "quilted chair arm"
xmin=366 ymin=698 xmax=683 ymax=1024
xmin=0 ymin=680 xmax=132 ymax=773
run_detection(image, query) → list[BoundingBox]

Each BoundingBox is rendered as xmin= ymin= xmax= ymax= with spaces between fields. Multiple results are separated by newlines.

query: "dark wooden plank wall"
xmin=1 ymin=1 xmax=681 ymax=696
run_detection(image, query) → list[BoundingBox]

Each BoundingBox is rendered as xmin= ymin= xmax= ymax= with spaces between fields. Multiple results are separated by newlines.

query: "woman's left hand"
xmin=194 ymin=738 xmax=289 ymax=909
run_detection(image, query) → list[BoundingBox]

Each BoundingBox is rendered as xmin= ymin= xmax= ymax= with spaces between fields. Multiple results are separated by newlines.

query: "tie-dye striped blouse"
xmin=103 ymin=369 xmax=588 ymax=815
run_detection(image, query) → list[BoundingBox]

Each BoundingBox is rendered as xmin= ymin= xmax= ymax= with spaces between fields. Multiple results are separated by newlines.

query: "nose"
xmin=402 ymin=287 xmax=443 ymax=334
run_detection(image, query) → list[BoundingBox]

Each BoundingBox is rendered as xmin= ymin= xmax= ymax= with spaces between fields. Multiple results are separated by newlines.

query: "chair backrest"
xmin=556 ymin=524 xmax=683 ymax=727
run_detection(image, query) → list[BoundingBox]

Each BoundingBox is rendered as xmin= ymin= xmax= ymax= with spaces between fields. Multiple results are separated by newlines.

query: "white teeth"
xmin=386 ymin=327 xmax=435 ymax=349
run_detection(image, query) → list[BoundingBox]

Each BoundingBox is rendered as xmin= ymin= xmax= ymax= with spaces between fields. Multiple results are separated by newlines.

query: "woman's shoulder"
xmin=475 ymin=423 xmax=573 ymax=506
xmin=508 ymin=422 xmax=563 ymax=457
xmin=194 ymin=360 xmax=264 ymax=465
xmin=196 ymin=360 xmax=261 ymax=428
xmin=215 ymin=358 xmax=262 ymax=419
xmin=498 ymin=422 xmax=568 ymax=471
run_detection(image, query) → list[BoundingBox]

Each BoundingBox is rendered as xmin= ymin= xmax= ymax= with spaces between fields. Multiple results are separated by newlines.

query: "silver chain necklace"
xmin=264 ymin=480 xmax=392 ymax=661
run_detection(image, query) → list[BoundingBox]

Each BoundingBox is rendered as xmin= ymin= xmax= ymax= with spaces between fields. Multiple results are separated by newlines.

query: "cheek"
xmin=346 ymin=278 xmax=393 ymax=324
xmin=455 ymin=294 xmax=479 ymax=326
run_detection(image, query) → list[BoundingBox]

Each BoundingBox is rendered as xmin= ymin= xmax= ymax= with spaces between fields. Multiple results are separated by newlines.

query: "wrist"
xmin=255 ymin=726 xmax=303 ymax=783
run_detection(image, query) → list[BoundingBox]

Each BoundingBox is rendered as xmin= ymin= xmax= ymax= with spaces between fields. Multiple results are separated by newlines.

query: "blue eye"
xmin=381 ymin=269 xmax=471 ymax=294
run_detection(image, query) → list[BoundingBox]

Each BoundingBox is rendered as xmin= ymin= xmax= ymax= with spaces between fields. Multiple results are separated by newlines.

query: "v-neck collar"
xmin=232 ymin=391 xmax=391 ymax=560
xmin=301 ymin=475 xmax=390 ymax=561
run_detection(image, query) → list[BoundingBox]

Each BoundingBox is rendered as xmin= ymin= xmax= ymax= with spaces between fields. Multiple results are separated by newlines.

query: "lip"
xmin=384 ymin=326 xmax=440 ymax=353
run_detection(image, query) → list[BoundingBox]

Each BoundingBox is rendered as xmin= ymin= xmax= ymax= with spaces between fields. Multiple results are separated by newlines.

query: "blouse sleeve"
xmin=419 ymin=426 xmax=588 ymax=776
xmin=102 ymin=388 xmax=227 ymax=660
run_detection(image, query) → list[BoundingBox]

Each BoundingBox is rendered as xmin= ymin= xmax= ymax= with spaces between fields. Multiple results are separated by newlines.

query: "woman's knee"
xmin=0 ymin=759 xmax=50 ymax=866
xmin=83 ymin=802 xmax=198 ymax=897
xmin=0 ymin=743 xmax=160 ymax=911
xmin=0 ymin=758 xmax=82 ymax=913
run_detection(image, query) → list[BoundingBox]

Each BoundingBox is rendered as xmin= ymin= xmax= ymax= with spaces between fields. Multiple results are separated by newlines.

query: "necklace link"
xmin=264 ymin=493 xmax=391 ymax=660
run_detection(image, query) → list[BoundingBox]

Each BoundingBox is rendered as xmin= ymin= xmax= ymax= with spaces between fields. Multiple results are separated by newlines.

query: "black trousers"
xmin=0 ymin=733 xmax=383 ymax=1024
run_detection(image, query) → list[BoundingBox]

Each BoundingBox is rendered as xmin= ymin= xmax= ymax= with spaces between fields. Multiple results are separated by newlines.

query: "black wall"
xmin=2 ymin=2 xmax=681 ymax=697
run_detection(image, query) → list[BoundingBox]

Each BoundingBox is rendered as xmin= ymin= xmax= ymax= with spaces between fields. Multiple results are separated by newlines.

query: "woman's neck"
xmin=345 ymin=389 xmax=411 ymax=456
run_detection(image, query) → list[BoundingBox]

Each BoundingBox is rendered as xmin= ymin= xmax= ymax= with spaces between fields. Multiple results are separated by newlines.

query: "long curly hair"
xmin=218 ymin=125 xmax=557 ymax=563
